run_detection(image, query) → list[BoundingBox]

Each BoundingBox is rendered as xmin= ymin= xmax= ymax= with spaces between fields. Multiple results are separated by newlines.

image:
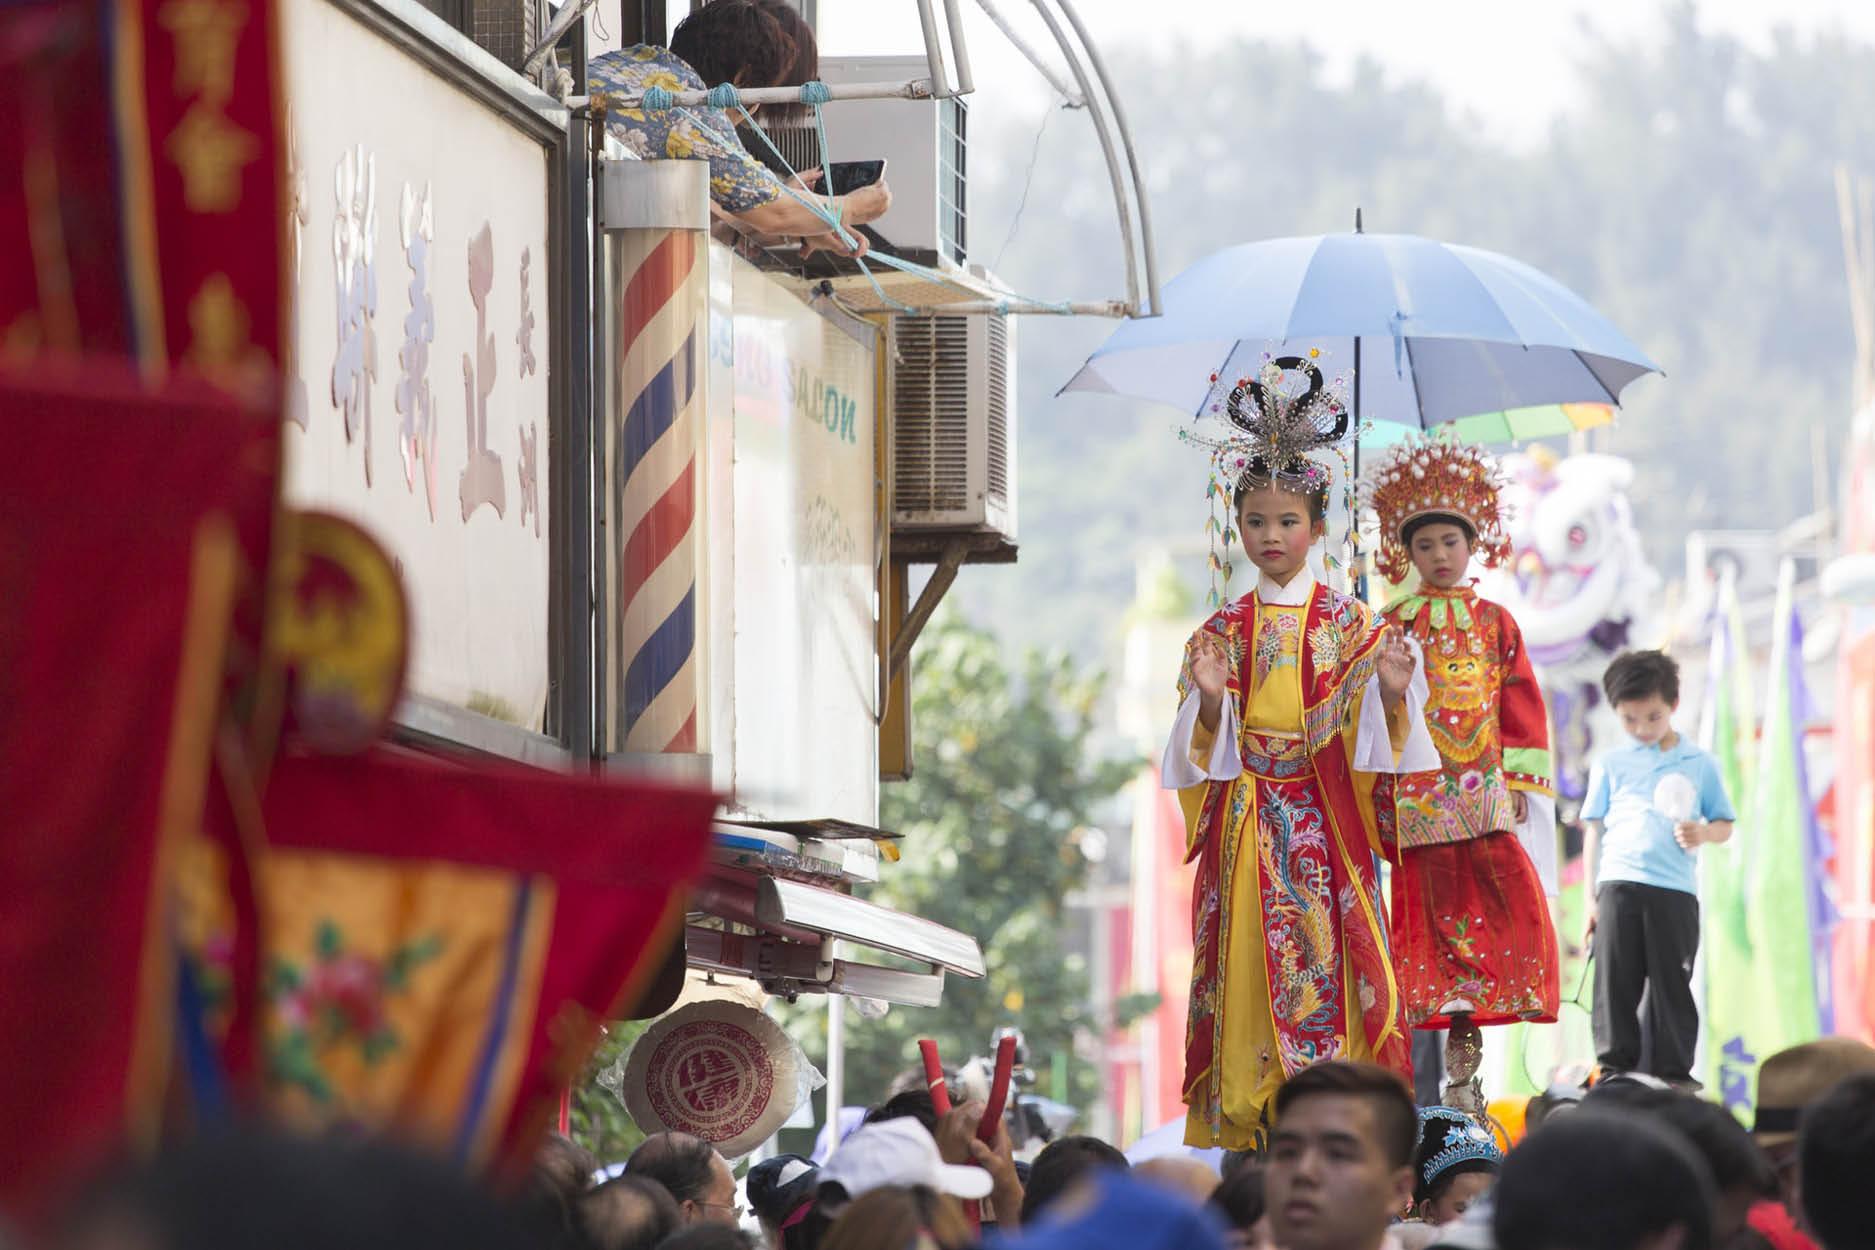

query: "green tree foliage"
xmin=787 ymin=611 xmax=1137 ymax=1114
xmin=569 ymin=1019 xmax=650 ymax=1164
xmin=961 ymin=3 xmax=1875 ymax=662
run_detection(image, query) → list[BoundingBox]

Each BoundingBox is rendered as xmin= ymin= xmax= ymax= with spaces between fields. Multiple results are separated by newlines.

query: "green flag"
xmin=1698 ymin=571 xmax=1758 ymax=1108
xmin=1743 ymin=564 xmax=1824 ymax=1063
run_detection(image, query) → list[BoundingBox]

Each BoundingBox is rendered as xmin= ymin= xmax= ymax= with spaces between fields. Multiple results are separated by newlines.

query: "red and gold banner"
xmin=226 ymin=752 xmax=718 ymax=1175
xmin=0 ymin=367 xmax=278 ymax=1218
xmin=0 ymin=0 xmax=284 ymax=388
xmin=2 ymin=0 xmax=724 ymax=1217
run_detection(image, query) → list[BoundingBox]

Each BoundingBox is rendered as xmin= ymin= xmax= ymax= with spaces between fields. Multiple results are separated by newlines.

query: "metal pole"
xmin=1087 ymin=881 xmax=1113 ymax=1141
xmin=1025 ymin=0 xmax=1139 ymax=315
xmin=826 ymin=973 xmax=847 ymax=1143
xmin=1053 ymin=0 xmax=1161 ymax=316
xmin=524 ymin=0 xmax=601 ymax=77
xmin=1352 ymin=206 xmax=1366 ymax=601
xmin=559 ymin=29 xmax=594 ymax=764
xmin=971 ymin=0 xmax=1083 ymax=106
xmin=939 ymin=0 xmax=975 ymax=97
xmin=914 ymin=0 xmax=956 ymax=98
xmin=572 ymin=78 xmax=939 ymax=109
xmin=886 ymin=298 xmax=1125 ymax=318
xmin=590 ymin=110 xmax=608 ymax=757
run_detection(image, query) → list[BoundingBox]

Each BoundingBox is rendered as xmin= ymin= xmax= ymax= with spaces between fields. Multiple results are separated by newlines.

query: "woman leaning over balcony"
xmin=587 ymin=0 xmax=891 ymax=257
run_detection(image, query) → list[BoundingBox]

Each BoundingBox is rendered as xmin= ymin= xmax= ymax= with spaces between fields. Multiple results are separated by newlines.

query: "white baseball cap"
xmin=817 ymin=1118 xmax=994 ymax=1201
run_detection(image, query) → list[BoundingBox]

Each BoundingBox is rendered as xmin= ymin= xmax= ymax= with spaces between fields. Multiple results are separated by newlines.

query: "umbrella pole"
xmin=1353 ymin=334 xmax=1367 ymax=602
xmin=1350 ymin=207 xmax=1369 ymax=603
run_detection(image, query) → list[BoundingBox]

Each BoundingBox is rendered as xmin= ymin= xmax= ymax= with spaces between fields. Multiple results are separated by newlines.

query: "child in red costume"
xmin=1363 ymin=437 xmax=1562 ymax=1111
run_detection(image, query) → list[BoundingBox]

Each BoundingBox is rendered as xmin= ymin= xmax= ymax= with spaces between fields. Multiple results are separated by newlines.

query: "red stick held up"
xmin=918 ymin=1039 xmax=952 ymax=1116
xmin=978 ymin=1034 xmax=1016 ymax=1144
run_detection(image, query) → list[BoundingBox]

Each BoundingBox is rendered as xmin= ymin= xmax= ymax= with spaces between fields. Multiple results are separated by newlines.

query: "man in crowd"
xmin=1264 ymin=1062 xmax=1418 ymax=1250
xmin=1581 ymin=1083 xmax=1775 ymax=1245
xmin=576 ymin=1175 xmax=681 ymax=1250
xmin=1020 ymin=1135 xmax=1130 ymax=1224
xmin=1749 ymin=1038 xmax=1875 ymax=1248
xmin=1494 ymin=1112 xmax=1712 ymax=1250
xmin=625 ymin=1132 xmax=741 ymax=1227
xmin=1797 ymin=1072 xmax=1875 ymax=1250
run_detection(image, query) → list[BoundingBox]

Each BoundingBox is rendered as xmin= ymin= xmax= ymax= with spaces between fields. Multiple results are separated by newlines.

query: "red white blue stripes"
xmin=618 ymin=231 xmax=702 ymax=753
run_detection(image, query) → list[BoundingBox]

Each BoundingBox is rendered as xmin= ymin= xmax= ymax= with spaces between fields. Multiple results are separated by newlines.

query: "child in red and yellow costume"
xmin=1163 ymin=355 xmax=1438 ymax=1149
xmin=1363 ymin=436 xmax=1561 ymax=1110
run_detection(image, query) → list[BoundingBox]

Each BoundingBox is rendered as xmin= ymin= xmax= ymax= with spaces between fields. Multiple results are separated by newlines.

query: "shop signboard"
xmin=703 ymin=248 xmax=880 ymax=820
xmin=282 ymin=0 xmax=556 ymax=734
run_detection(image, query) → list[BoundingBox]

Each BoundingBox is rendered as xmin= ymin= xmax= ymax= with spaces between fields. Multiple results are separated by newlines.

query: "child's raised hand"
xmin=1377 ymin=628 xmax=1416 ymax=706
xmin=1191 ymin=632 xmax=1231 ymax=704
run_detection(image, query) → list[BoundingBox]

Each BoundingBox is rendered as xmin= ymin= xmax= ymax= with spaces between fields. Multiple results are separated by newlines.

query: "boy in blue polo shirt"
xmin=1582 ymin=650 xmax=1736 ymax=1088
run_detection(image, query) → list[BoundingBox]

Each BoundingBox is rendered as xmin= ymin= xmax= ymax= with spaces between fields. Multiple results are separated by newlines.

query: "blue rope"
xmin=641 ymin=84 xmax=674 ymax=112
xmin=798 ymin=80 xmax=832 ymax=106
xmin=706 ymin=82 xmax=742 ymax=111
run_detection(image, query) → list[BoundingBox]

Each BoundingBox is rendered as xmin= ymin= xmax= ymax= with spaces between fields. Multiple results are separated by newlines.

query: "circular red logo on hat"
xmin=644 ymin=1019 xmax=778 ymax=1141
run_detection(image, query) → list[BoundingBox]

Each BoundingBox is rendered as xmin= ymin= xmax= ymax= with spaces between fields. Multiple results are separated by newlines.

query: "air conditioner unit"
xmin=747 ymin=54 xmax=966 ymax=265
xmin=892 ymin=313 xmax=1015 ymax=540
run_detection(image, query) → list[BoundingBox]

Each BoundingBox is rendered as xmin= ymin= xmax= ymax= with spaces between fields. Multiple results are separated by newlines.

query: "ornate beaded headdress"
xmin=1416 ymin=1106 xmax=1504 ymax=1187
xmin=1361 ymin=434 xmax=1512 ymax=584
xmin=1179 ymin=350 xmax=1358 ymax=605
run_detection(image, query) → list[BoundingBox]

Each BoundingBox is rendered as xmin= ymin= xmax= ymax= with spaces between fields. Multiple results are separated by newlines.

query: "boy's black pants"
xmin=1592 ymin=882 xmax=1701 ymax=1083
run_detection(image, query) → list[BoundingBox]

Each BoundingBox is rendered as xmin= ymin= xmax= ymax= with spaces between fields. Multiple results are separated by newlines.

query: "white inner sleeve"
xmin=1352 ymin=637 xmax=1439 ymax=774
xmin=1516 ymin=791 xmax=1561 ymax=898
xmin=1160 ymin=690 xmax=1243 ymax=788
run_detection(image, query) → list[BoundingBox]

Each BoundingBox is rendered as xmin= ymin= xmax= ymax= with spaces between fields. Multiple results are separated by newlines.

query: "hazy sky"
xmin=814 ymin=0 xmax=1875 ymax=149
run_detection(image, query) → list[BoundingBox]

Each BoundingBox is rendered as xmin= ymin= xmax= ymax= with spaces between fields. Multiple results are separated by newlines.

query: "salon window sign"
xmin=718 ymin=259 xmax=878 ymax=820
xmin=279 ymin=0 xmax=552 ymax=731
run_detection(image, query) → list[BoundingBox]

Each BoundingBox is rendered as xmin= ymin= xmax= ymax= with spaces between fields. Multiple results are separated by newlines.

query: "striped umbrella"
xmin=1360 ymin=402 xmax=1616 ymax=448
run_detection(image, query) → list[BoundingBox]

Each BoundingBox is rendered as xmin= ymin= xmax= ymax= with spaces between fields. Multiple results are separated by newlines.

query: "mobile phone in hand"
xmin=828 ymin=159 xmax=886 ymax=197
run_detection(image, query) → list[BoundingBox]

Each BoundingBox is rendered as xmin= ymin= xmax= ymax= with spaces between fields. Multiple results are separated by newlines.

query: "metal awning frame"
xmin=686 ymin=870 xmax=983 ymax=1008
xmin=684 ymin=925 xmax=948 ymax=1009
xmin=571 ymin=0 xmax=1159 ymax=319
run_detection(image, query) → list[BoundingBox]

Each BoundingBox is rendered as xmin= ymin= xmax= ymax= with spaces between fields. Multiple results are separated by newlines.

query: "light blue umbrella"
xmin=1060 ymin=231 xmax=1661 ymax=427
xmin=1123 ymin=1115 xmax=1226 ymax=1174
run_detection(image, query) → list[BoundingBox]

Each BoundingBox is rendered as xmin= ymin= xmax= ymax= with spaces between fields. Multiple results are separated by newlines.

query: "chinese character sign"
xmin=396 ymin=181 xmax=439 ymax=517
xmin=278 ymin=0 xmax=551 ymax=730
xmin=459 ymin=221 xmax=505 ymax=521
xmin=333 ymin=144 xmax=379 ymax=481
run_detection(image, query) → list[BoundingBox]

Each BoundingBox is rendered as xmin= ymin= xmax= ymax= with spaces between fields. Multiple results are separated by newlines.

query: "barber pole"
xmin=610 ymin=178 xmax=708 ymax=754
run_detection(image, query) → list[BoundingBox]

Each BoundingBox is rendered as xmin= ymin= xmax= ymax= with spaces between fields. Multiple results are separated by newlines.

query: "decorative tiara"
xmin=1361 ymin=434 xmax=1512 ymax=584
xmin=1181 ymin=351 xmax=1354 ymax=489
xmin=1179 ymin=350 xmax=1359 ymax=604
xmin=1418 ymin=1106 xmax=1504 ymax=1185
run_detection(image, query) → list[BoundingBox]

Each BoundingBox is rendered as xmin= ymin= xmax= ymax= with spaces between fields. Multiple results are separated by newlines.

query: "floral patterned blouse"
xmin=587 ymin=45 xmax=785 ymax=214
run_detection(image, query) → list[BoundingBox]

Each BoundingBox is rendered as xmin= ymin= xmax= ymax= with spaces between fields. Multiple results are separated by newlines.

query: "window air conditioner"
xmin=892 ymin=313 xmax=1015 ymax=540
xmin=747 ymin=54 xmax=967 ymax=265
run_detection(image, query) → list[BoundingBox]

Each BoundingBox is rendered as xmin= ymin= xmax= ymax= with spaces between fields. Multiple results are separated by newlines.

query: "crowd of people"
xmin=19 ymin=1036 xmax=1871 ymax=1250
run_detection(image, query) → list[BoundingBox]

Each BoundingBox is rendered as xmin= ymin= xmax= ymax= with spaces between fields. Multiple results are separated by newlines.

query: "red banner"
xmin=0 ymin=367 xmax=279 ymax=1218
xmin=223 ymin=751 xmax=718 ymax=1176
xmin=0 ymin=0 xmax=284 ymax=389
